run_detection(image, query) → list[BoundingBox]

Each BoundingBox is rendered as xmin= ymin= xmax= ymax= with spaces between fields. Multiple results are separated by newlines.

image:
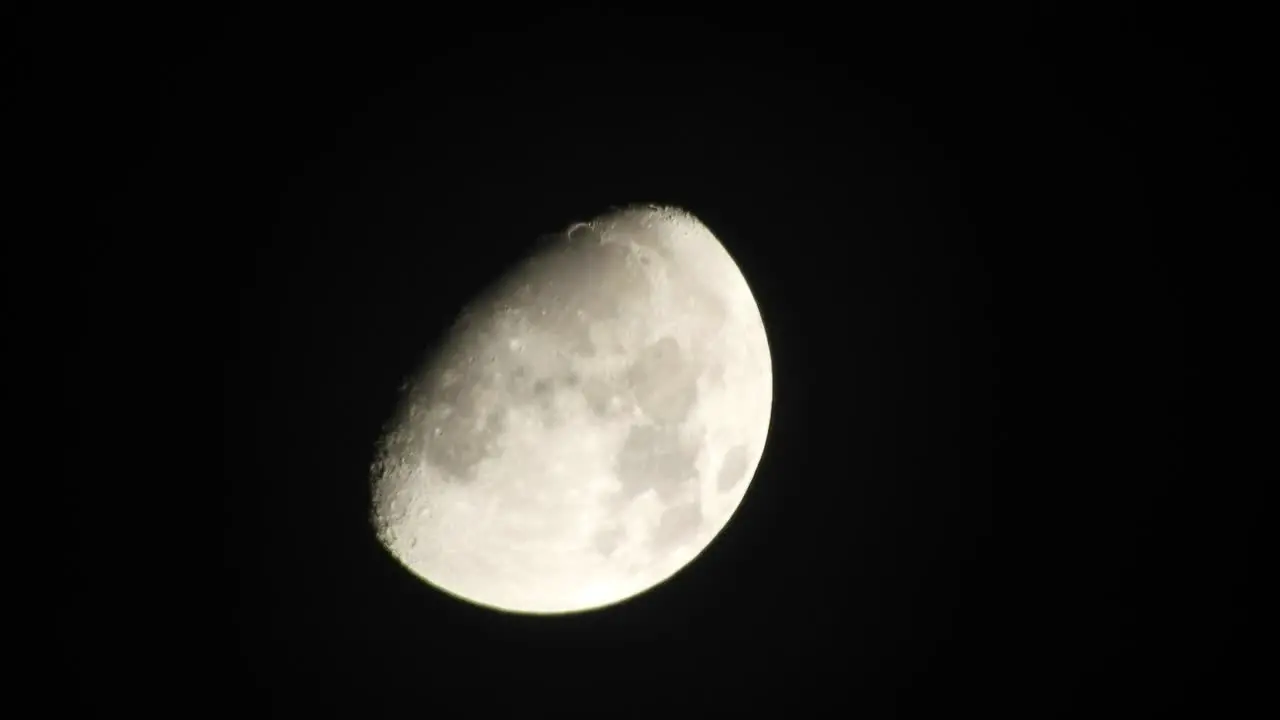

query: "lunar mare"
xmin=371 ymin=204 xmax=771 ymax=614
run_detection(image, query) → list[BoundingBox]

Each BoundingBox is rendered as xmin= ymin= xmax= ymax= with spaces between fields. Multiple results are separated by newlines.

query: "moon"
xmin=370 ymin=204 xmax=772 ymax=614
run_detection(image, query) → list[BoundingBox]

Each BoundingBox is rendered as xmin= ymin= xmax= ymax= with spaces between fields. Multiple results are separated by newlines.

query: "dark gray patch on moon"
xmin=581 ymin=377 xmax=618 ymax=417
xmin=418 ymin=385 xmax=508 ymax=483
xmin=613 ymin=423 xmax=700 ymax=505
xmin=530 ymin=374 xmax=571 ymax=425
xmin=503 ymin=364 xmax=593 ymax=426
xmin=717 ymin=444 xmax=749 ymax=492
xmin=628 ymin=336 xmax=698 ymax=424
xmin=592 ymin=525 xmax=625 ymax=557
xmin=651 ymin=501 xmax=703 ymax=553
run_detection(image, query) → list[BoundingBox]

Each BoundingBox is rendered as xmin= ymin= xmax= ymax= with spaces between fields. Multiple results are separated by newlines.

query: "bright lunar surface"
xmin=370 ymin=205 xmax=772 ymax=614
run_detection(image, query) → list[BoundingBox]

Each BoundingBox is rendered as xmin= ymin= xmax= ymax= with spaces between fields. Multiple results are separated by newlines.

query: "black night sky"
xmin=37 ymin=4 xmax=1264 ymax=716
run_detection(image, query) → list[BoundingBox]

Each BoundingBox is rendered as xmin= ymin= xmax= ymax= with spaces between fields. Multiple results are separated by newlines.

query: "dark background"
xmin=25 ymin=3 xmax=1265 ymax=716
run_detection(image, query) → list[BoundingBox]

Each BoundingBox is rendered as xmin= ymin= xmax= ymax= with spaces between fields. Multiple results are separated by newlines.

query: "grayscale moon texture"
xmin=370 ymin=205 xmax=772 ymax=614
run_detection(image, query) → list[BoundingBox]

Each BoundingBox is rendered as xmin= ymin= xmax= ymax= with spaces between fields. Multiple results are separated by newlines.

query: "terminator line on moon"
xmin=370 ymin=205 xmax=772 ymax=614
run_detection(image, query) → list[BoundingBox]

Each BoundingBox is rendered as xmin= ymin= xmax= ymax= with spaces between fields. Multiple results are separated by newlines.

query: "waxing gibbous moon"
xmin=370 ymin=204 xmax=772 ymax=614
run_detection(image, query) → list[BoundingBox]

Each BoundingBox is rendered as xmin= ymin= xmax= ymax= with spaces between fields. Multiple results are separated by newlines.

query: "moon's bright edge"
xmin=370 ymin=204 xmax=772 ymax=614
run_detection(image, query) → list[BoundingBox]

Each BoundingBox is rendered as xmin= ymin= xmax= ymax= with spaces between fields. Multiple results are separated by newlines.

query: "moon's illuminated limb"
xmin=370 ymin=204 xmax=771 ymax=614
